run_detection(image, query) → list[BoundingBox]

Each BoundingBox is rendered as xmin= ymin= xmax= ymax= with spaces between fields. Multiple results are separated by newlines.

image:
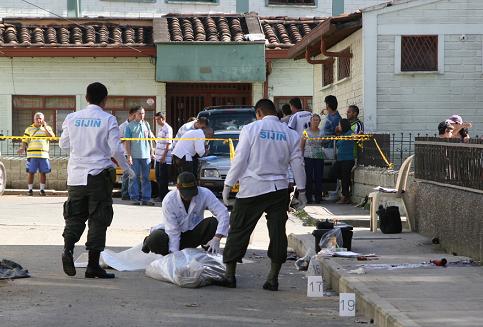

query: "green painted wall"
xmin=156 ymin=43 xmax=266 ymax=82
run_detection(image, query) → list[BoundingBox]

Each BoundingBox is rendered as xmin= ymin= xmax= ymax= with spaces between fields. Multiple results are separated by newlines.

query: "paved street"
xmin=0 ymin=195 xmax=363 ymax=327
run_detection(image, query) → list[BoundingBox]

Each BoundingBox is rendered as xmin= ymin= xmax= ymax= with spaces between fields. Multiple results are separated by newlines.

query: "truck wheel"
xmin=0 ymin=161 xmax=6 ymax=196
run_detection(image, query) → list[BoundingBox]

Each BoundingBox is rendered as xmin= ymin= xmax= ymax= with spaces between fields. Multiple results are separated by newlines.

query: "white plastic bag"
xmin=319 ymin=228 xmax=343 ymax=250
xmin=145 ymin=248 xmax=225 ymax=288
xmin=74 ymin=243 xmax=162 ymax=271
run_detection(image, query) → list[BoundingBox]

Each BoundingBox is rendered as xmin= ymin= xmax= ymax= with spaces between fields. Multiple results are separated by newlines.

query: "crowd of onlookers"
xmin=438 ymin=114 xmax=472 ymax=142
xmin=278 ymin=96 xmax=364 ymax=205
xmin=17 ymin=95 xmax=476 ymax=204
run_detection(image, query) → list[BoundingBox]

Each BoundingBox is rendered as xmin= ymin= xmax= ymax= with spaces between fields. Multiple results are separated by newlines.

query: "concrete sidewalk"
xmin=289 ymin=230 xmax=483 ymax=327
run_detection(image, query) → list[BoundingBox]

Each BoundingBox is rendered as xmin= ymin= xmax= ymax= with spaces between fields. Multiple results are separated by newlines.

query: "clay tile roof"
xmin=260 ymin=16 xmax=326 ymax=49
xmin=165 ymin=14 xmax=250 ymax=42
xmin=0 ymin=20 xmax=153 ymax=47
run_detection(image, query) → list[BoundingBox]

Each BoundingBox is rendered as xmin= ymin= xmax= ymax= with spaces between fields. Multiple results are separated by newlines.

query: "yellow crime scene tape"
xmin=0 ymin=134 xmax=394 ymax=169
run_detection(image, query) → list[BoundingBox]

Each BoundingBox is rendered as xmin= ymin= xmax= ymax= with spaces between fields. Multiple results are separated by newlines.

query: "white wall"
xmin=0 ymin=0 xmax=67 ymax=17
xmin=0 ymin=57 xmax=164 ymax=134
xmin=81 ymin=0 xmax=236 ymax=18
xmin=249 ymin=1 xmax=329 ymax=17
xmin=344 ymin=0 xmax=387 ymax=13
xmin=375 ymin=0 xmax=483 ymax=134
xmin=313 ymin=29 xmax=363 ymax=117
xmin=252 ymin=82 xmax=264 ymax=105
xmin=268 ymin=59 xmax=313 ymax=100
xmin=0 ymin=0 xmax=389 ymax=19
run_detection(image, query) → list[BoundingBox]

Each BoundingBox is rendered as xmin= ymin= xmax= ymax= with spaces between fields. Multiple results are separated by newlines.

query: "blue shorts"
xmin=26 ymin=158 xmax=51 ymax=174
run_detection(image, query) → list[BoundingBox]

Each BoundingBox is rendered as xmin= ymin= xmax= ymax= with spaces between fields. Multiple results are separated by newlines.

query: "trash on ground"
xmin=357 ymin=255 xmax=379 ymax=261
xmin=430 ymin=258 xmax=447 ymax=266
xmin=0 ymin=259 xmax=30 ymax=279
xmin=294 ymin=248 xmax=315 ymax=271
xmin=145 ymin=248 xmax=225 ymax=288
xmin=348 ymin=267 xmax=366 ymax=275
xmin=352 ymin=259 xmax=477 ymax=271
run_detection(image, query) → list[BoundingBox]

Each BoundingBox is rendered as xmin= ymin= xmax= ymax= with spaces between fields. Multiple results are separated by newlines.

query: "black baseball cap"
xmin=176 ymin=172 xmax=198 ymax=198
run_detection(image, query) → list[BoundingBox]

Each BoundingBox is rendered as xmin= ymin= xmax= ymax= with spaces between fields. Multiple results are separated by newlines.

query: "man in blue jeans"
xmin=119 ymin=107 xmax=137 ymax=200
xmin=125 ymin=106 xmax=155 ymax=206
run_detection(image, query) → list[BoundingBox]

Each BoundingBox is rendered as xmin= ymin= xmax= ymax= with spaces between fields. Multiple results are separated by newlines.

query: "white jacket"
xmin=225 ymin=115 xmax=306 ymax=198
xmin=171 ymin=129 xmax=205 ymax=161
xmin=60 ymin=104 xmax=129 ymax=186
xmin=288 ymin=110 xmax=312 ymax=136
xmin=152 ymin=187 xmax=230 ymax=253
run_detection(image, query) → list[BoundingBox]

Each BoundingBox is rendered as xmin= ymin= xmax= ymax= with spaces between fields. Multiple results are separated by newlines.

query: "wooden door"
xmin=166 ymin=83 xmax=252 ymax=132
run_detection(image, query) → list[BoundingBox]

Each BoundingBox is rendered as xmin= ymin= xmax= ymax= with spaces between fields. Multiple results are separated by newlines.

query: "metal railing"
xmin=357 ymin=132 xmax=482 ymax=169
xmin=0 ymin=138 xmax=69 ymax=158
xmin=415 ymin=137 xmax=483 ymax=191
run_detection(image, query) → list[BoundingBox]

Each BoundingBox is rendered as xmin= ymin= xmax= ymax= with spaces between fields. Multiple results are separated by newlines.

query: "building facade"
xmin=0 ymin=0 xmax=388 ymax=18
xmin=289 ymin=0 xmax=483 ymax=135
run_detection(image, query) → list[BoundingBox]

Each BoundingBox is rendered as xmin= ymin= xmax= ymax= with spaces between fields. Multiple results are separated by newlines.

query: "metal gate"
xmin=166 ymin=83 xmax=252 ymax=132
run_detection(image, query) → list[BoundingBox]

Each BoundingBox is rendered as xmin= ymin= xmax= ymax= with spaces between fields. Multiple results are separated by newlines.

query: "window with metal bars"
xmin=401 ymin=35 xmax=438 ymax=72
xmin=12 ymin=96 xmax=76 ymax=138
xmin=337 ymin=48 xmax=351 ymax=80
xmin=322 ymin=60 xmax=334 ymax=87
xmin=268 ymin=0 xmax=316 ymax=5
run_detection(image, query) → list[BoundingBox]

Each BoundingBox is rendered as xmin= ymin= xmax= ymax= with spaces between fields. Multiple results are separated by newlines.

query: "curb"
xmin=288 ymin=233 xmax=421 ymax=327
xmin=3 ymin=189 xmax=68 ymax=196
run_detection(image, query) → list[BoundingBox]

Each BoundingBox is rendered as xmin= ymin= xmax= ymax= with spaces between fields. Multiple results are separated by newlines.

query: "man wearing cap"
xmin=218 ymin=99 xmax=307 ymax=291
xmin=141 ymin=172 xmax=229 ymax=256
xmin=447 ymin=114 xmax=472 ymax=143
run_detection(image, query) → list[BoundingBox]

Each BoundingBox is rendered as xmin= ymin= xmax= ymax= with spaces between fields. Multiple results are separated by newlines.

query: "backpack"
xmin=377 ymin=205 xmax=402 ymax=234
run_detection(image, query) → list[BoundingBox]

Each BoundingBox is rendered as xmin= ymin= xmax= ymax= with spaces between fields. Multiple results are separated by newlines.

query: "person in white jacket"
xmin=141 ymin=172 xmax=229 ymax=256
xmin=59 ymin=82 xmax=135 ymax=279
xmin=172 ymin=127 xmax=213 ymax=176
xmin=217 ymin=99 xmax=307 ymax=291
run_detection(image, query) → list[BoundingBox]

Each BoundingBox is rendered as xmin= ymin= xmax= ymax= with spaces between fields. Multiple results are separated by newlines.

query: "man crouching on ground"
xmin=141 ymin=172 xmax=229 ymax=255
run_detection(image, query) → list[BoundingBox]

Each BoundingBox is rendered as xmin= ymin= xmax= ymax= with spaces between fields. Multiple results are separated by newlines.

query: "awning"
xmin=153 ymin=15 xmax=266 ymax=82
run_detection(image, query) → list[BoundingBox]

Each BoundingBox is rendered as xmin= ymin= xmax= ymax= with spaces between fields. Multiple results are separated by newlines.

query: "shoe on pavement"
xmin=62 ymin=249 xmax=76 ymax=277
xmin=262 ymin=280 xmax=279 ymax=291
xmin=27 ymin=190 xmax=33 ymax=196
xmin=40 ymin=190 xmax=46 ymax=196
xmin=85 ymin=266 xmax=115 ymax=279
xmin=142 ymin=201 xmax=155 ymax=206
xmin=336 ymin=196 xmax=351 ymax=204
xmin=212 ymin=276 xmax=236 ymax=288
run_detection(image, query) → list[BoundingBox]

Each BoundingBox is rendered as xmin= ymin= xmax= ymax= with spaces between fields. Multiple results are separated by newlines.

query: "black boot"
xmin=213 ymin=261 xmax=236 ymax=288
xmin=141 ymin=236 xmax=150 ymax=254
xmin=62 ymin=248 xmax=76 ymax=277
xmin=85 ymin=251 xmax=115 ymax=279
xmin=213 ymin=276 xmax=237 ymax=288
xmin=262 ymin=280 xmax=279 ymax=291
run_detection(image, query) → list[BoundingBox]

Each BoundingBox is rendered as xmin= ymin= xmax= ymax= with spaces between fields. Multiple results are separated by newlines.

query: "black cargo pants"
xmin=223 ymin=189 xmax=289 ymax=265
xmin=62 ymin=168 xmax=114 ymax=252
xmin=144 ymin=217 xmax=218 ymax=255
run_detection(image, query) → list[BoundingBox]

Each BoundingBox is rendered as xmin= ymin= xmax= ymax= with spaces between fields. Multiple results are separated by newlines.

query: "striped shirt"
xmin=22 ymin=124 xmax=55 ymax=159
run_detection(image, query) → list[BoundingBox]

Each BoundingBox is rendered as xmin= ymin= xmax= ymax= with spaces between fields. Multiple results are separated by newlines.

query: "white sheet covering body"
xmin=74 ymin=243 xmax=162 ymax=271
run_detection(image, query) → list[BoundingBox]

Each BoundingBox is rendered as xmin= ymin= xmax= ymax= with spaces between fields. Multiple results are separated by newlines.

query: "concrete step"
xmin=288 ymin=232 xmax=482 ymax=327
